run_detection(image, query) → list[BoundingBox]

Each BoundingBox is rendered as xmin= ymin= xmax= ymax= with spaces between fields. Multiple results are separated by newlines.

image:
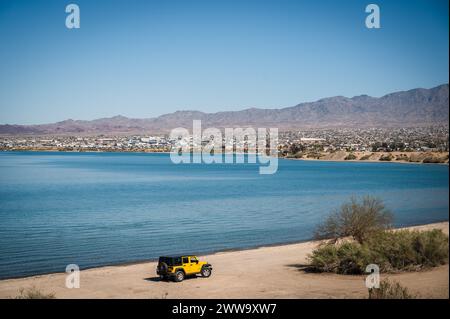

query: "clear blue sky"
xmin=0 ymin=0 xmax=448 ymax=124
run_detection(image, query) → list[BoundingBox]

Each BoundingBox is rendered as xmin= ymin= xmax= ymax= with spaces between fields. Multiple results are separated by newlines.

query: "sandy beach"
xmin=0 ymin=222 xmax=447 ymax=299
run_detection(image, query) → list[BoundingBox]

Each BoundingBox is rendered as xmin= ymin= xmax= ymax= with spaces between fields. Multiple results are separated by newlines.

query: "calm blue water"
xmin=0 ymin=151 xmax=448 ymax=279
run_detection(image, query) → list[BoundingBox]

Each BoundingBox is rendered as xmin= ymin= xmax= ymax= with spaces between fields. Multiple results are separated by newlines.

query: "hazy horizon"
xmin=1 ymin=82 xmax=448 ymax=126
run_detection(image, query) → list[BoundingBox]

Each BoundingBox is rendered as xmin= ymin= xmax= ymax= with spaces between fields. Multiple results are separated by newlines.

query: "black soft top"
xmin=158 ymin=256 xmax=183 ymax=266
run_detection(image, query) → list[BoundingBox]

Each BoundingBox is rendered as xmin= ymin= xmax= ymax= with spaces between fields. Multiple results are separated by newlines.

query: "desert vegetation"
xmin=281 ymin=148 xmax=449 ymax=164
xmin=359 ymin=154 xmax=372 ymax=160
xmin=379 ymin=154 xmax=394 ymax=161
xmin=309 ymin=196 xmax=449 ymax=275
xmin=313 ymin=196 xmax=393 ymax=244
xmin=13 ymin=286 xmax=55 ymax=299
xmin=368 ymin=279 xmax=415 ymax=299
xmin=344 ymin=153 xmax=357 ymax=160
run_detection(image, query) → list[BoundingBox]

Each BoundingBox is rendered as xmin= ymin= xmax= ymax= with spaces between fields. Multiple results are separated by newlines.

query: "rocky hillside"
xmin=1 ymin=84 xmax=448 ymax=135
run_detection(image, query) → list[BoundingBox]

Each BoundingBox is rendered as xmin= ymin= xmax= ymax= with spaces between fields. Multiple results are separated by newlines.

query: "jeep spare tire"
xmin=159 ymin=262 xmax=168 ymax=272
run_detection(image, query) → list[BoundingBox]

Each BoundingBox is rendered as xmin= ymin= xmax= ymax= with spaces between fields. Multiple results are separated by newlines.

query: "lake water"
xmin=0 ymin=152 xmax=448 ymax=279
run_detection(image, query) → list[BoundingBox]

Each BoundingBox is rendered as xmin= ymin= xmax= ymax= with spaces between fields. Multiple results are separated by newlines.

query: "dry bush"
xmin=314 ymin=196 xmax=393 ymax=244
xmin=14 ymin=287 xmax=55 ymax=299
xmin=368 ymin=279 xmax=415 ymax=299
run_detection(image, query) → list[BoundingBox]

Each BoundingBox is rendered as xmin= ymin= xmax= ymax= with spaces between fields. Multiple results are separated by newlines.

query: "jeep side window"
xmin=190 ymin=257 xmax=198 ymax=263
xmin=174 ymin=257 xmax=182 ymax=265
xmin=182 ymin=257 xmax=189 ymax=264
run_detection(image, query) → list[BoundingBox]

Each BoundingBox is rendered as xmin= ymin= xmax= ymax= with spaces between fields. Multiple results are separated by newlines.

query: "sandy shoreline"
xmin=3 ymin=150 xmax=449 ymax=166
xmin=284 ymin=151 xmax=449 ymax=165
xmin=0 ymin=221 xmax=448 ymax=299
xmin=286 ymin=157 xmax=449 ymax=165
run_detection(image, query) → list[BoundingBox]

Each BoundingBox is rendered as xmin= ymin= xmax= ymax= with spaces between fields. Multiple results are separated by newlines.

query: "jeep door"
xmin=189 ymin=256 xmax=202 ymax=273
xmin=182 ymin=256 xmax=193 ymax=274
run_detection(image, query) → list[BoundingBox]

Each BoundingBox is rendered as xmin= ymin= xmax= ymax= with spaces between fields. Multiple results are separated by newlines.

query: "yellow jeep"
xmin=156 ymin=255 xmax=212 ymax=282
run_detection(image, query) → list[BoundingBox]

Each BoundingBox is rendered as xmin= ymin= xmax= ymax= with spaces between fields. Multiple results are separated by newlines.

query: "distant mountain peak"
xmin=0 ymin=83 xmax=448 ymax=135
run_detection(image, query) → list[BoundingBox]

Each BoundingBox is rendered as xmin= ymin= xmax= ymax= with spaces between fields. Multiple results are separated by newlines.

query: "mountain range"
xmin=1 ymin=84 xmax=448 ymax=135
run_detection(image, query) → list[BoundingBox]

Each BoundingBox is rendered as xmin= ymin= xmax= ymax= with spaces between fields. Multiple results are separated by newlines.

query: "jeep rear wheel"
xmin=201 ymin=267 xmax=212 ymax=278
xmin=174 ymin=270 xmax=185 ymax=282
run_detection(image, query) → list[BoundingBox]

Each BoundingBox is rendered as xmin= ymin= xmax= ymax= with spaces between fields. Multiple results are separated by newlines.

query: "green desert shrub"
xmin=395 ymin=153 xmax=409 ymax=161
xmin=365 ymin=230 xmax=418 ymax=271
xmin=379 ymin=154 xmax=393 ymax=161
xmin=368 ymin=279 xmax=415 ymax=299
xmin=359 ymin=154 xmax=372 ymax=161
xmin=344 ymin=153 xmax=357 ymax=161
xmin=314 ymin=196 xmax=393 ymax=244
xmin=306 ymin=152 xmax=321 ymax=159
xmin=410 ymin=229 xmax=449 ymax=266
xmin=285 ymin=152 xmax=304 ymax=159
xmin=308 ymin=229 xmax=449 ymax=274
xmin=422 ymin=156 xmax=444 ymax=164
xmin=366 ymin=229 xmax=449 ymax=271
xmin=311 ymin=197 xmax=448 ymax=274
xmin=306 ymin=243 xmax=340 ymax=273
xmin=14 ymin=287 xmax=56 ymax=299
xmin=344 ymin=153 xmax=357 ymax=160
xmin=309 ymin=242 xmax=372 ymax=274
